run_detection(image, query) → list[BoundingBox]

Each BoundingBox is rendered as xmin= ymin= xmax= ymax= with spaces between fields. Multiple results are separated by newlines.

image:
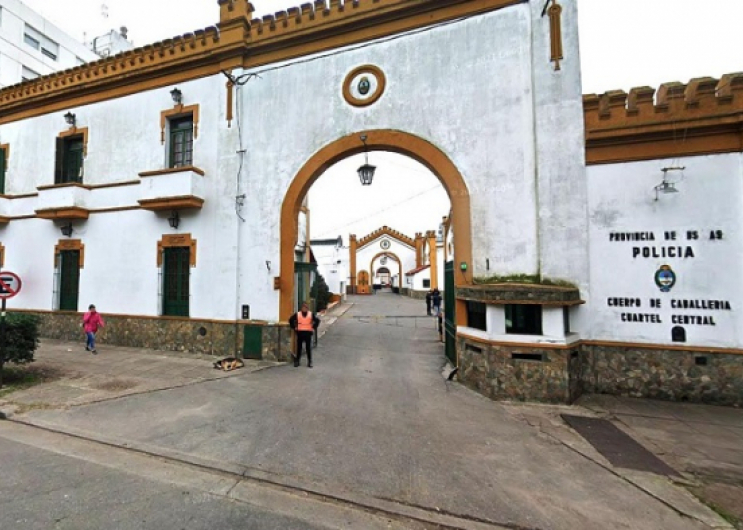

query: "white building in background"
xmin=0 ymin=0 xmax=98 ymax=87
xmin=310 ymin=237 xmax=347 ymax=296
xmin=88 ymin=27 xmax=134 ymax=58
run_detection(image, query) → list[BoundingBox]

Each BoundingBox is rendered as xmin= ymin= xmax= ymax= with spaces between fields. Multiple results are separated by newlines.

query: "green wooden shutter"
xmin=59 ymin=250 xmax=80 ymax=311
xmin=54 ymin=137 xmax=64 ymax=184
xmin=64 ymin=138 xmax=84 ymax=183
xmin=169 ymin=117 xmax=193 ymax=168
xmin=162 ymin=247 xmax=190 ymax=316
xmin=0 ymin=148 xmax=5 ymax=195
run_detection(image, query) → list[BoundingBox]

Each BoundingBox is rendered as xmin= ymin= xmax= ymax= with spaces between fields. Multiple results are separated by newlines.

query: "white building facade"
xmin=0 ymin=0 xmax=739 ymax=405
xmin=0 ymin=0 xmax=98 ymax=87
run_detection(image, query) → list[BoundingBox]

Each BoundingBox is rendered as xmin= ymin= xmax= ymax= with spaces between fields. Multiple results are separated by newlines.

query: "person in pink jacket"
xmin=83 ymin=304 xmax=105 ymax=354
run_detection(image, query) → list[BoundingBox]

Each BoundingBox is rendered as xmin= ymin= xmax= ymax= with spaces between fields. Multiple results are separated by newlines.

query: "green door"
xmin=243 ymin=325 xmax=263 ymax=360
xmin=162 ymin=247 xmax=190 ymax=316
xmin=0 ymin=147 xmax=6 ymax=194
xmin=444 ymin=260 xmax=457 ymax=365
xmin=64 ymin=138 xmax=84 ymax=183
xmin=59 ymin=250 xmax=80 ymax=311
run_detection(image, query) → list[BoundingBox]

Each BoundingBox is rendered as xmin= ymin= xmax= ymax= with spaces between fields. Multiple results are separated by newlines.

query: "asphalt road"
xmin=0 ymin=422 xmax=426 ymax=530
xmin=16 ymin=294 xmax=709 ymax=530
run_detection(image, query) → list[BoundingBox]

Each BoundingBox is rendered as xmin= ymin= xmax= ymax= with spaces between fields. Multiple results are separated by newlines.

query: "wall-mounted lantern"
xmin=654 ymin=166 xmax=684 ymax=200
xmin=168 ymin=210 xmax=180 ymax=229
xmin=170 ymin=87 xmax=183 ymax=105
xmin=60 ymin=222 xmax=73 ymax=237
xmin=64 ymin=112 xmax=76 ymax=127
xmin=357 ymin=134 xmax=376 ymax=186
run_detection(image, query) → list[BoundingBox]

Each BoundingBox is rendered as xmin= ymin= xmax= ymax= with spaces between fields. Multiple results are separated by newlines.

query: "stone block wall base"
xmin=583 ymin=345 xmax=743 ymax=406
xmin=458 ymin=336 xmax=583 ymax=404
xmin=21 ymin=311 xmax=291 ymax=362
xmin=457 ymin=335 xmax=743 ymax=406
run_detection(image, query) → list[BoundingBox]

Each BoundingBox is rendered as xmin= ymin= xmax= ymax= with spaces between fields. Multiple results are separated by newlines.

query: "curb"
xmin=9 ymin=416 xmax=513 ymax=530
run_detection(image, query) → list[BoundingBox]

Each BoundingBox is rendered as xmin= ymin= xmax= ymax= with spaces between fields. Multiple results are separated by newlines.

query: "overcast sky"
xmin=17 ymin=0 xmax=743 ymax=240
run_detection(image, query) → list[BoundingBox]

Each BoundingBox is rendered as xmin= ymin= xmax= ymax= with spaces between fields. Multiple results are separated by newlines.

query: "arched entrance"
xmin=280 ymin=129 xmax=472 ymax=322
xmin=370 ymin=251 xmax=402 ymax=288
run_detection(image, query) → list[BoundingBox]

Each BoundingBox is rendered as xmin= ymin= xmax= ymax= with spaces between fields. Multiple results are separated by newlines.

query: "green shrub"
xmin=310 ymin=273 xmax=331 ymax=312
xmin=0 ymin=313 xmax=40 ymax=388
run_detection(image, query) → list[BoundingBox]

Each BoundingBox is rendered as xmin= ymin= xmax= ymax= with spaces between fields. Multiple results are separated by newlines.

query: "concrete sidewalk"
xmin=0 ymin=338 xmax=280 ymax=414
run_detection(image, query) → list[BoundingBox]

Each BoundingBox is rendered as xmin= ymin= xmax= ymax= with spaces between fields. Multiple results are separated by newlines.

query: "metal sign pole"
xmin=0 ymin=298 xmax=6 ymax=388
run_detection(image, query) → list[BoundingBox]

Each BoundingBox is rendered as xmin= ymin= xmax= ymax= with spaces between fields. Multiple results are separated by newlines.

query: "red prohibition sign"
xmin=0 ymin=271 xmax=22 ymax=299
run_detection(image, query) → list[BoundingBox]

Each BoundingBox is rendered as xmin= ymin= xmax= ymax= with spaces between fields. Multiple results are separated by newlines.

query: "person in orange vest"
xmin=289 ymin=302 xmax=320 ymax=368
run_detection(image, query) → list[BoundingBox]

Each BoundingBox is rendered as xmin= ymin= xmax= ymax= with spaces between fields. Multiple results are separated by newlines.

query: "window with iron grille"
xmin=58 ymin=250 xmax=80 ymax=311
xmin=505 ymin=304 xmax=543 ymax=335
xmin=54 ymin=135 xmax=84 ymax=184
xmin=168 ymin=116 xmax=193 ymax=168
xmin=0 ymin=147 xmax=6 ymax=194
xmin=466 ymin=301 xmax=487 ymax=331
xmin=162 ymin=247 xmax=190 ymax=317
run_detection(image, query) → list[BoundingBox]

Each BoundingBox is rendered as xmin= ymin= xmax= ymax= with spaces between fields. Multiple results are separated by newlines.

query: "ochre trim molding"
xmin=36 ymin=207 xmax=90 ymax=220
xmin=11 ymin=306 xmax=290 ymax=326
xmin=139 ymin=166 xmax=205 ymax=177
xmin=0 ymin=0 xmax=523 ymax=125
xmin=55 ymin=239 xmax=85 ymax=268
xmin=356 ymin=225 xmax=415 ymax=249
xmin=0 ymin=192 xmax=38 ymax=199
xmin=548 ymin=1 xmax=563 ymax=71
xmin=58 ymin=126 xmax=89 ymax=156
xmin=160 ymin=103 xmax=200 ymax=144
xmin=226 ymin=81 xmax=234 ymax=127
xmin=0 ymin=243 xmax=5 ymax=267
xmin=584 ymin=73 xmax=743 ymax=164
xmin=157 ymin=233 xmax=197 ymax=267
xmin=280 ymin=129 xmax=472 ymax=324
xmin=343 ymin=64 xmax=386 ymax=107
xmin=138 ymin=196 xmax=204 ymax=211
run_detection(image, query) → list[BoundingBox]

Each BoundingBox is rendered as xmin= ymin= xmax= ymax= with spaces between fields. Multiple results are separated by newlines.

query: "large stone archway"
xmin=280 ymin=129 xmax=472 ymax=321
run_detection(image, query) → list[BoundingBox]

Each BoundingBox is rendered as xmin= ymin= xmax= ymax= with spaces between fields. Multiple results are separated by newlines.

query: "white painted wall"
xmin=356 ymin=235 xmax=416 ymax=288
xmin=312 ymin=243 xmax=347 ymax=295
xmin=0 ymin=0 xmax=98 ymax=88
xmin=0 ymin=73 xmax=242 ymax=321
xmin=587 ymin=153 xmax=743 ymax=348
xmin=0 ymin=1 xmax=594 ymax=335
xmin=237 ymin=0 xmax=587 ymax=320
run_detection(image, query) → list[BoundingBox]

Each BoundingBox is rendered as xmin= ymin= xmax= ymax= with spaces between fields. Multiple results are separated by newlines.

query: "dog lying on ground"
xmin=213 ymin=357 xmax=244 ymax=371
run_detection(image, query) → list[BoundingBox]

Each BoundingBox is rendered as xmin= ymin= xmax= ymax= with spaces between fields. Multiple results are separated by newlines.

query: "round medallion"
xmin=380 ymin=239 xmax=391 ymax=250
xmin=343 ymin=65 xmax=386 ymax=108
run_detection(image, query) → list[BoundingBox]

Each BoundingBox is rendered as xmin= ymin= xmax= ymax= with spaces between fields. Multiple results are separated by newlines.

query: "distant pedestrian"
xmin=438 ymin=310 xmax=444 ymax=343
xmin=425 ymin=289 xmax=432 ymax=316
xmin=431 ymin=288 xmax=442 ymax=316
xmin=82 ymin=304 xmax=105 ymax=354
xmin=289 ymin=302 xmax=320 ymax=368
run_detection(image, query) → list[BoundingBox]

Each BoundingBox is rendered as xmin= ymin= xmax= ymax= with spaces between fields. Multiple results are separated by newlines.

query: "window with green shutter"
xmin=55 ymin=135 xmax=84 ymax=184
xmin=0 ymin=147 xmax=6 ymax=194
xmin=162 ymin=246 xmax=190 ymax=316
xmin=58 ymin=250 xmax=80 ymax=311
xmin=168 ymin=116 xmax=193 ymax=168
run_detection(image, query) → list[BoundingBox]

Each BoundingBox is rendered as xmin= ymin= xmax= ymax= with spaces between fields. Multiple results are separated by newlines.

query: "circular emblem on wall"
xmin=343 ymin=65 xmax=386 ymax=108
xmin=358 ymin=76 xmax=371 ymax=95
xmin=380 ymin=239 xmax=391 ymax=250
xmin=654 ymin=265 xmax=677 ymax=292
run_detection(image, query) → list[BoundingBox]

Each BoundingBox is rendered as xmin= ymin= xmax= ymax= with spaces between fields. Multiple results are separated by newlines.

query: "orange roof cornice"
xmin=0 ymin=0 xmax=524 ymax=124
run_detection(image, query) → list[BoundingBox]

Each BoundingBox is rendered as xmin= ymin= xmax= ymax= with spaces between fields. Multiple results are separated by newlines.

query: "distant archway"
xmin=280 ymin=129 xmax=472 ymax=321
xmin=370 ymin=251 xmax=402 ymax=288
